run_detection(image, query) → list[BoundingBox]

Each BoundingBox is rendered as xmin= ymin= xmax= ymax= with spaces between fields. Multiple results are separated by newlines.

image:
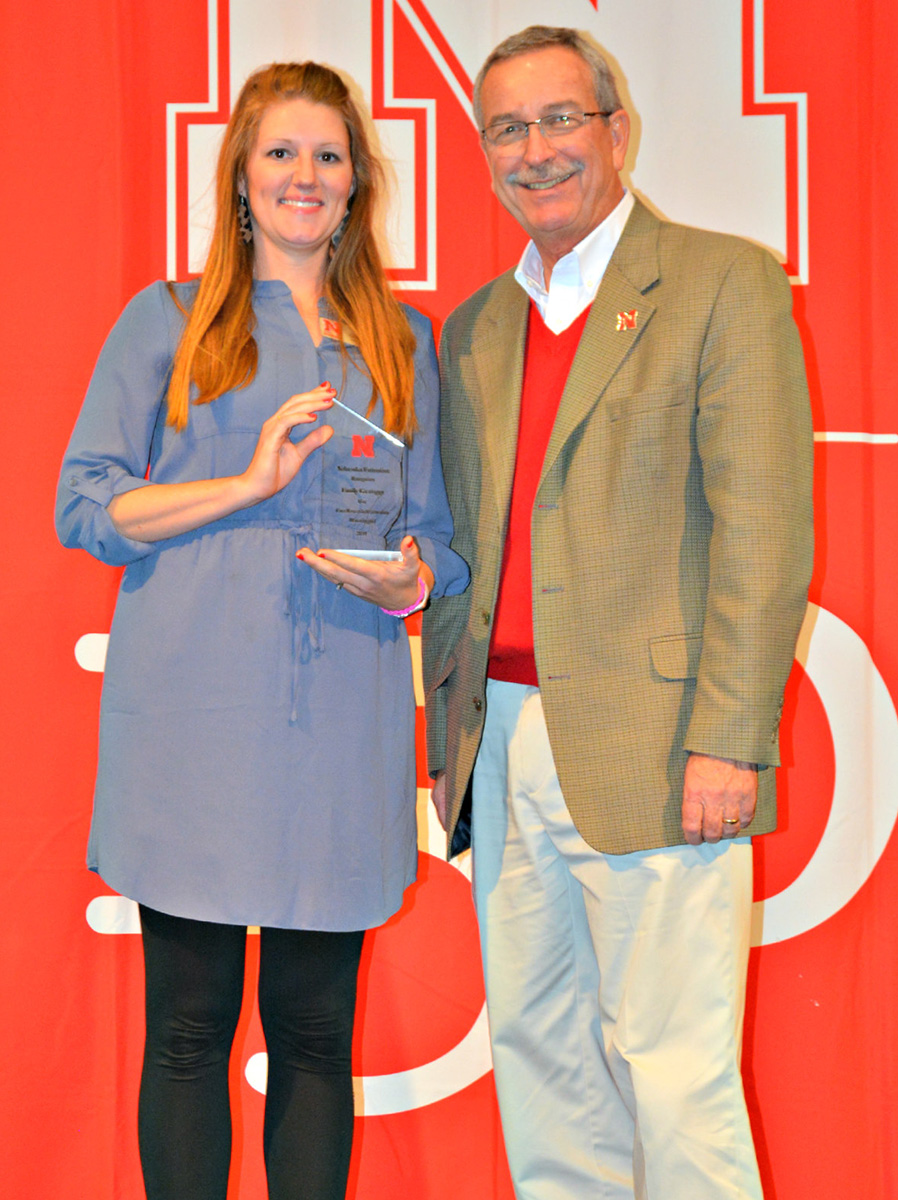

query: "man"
xmin=422 ymin=24 xmax=813 ymax=1200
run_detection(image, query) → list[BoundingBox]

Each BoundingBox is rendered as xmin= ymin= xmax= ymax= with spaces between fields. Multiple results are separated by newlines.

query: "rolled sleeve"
xmin=57 ymin=469 xmax=157 ymax=566
xmin=55 ymin=283 xmax=180 ymax=567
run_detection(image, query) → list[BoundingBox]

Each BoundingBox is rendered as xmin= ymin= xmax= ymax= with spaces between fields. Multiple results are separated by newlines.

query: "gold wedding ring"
xmin=722 ymin=817 xmax=739 ymax=825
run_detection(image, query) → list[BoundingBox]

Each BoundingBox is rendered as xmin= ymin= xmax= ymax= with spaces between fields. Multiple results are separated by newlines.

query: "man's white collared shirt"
xmin=514 ymin=191 xmax=636 ymax=334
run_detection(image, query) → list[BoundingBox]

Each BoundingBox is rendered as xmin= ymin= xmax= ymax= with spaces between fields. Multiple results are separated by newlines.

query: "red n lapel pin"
xmin=616 ymin=309 xmax=638 ymax=331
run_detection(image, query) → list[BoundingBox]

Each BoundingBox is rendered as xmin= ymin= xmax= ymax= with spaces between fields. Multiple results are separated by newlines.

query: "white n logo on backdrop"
xmin=81 ymin=0 xmax=898 ymax=1114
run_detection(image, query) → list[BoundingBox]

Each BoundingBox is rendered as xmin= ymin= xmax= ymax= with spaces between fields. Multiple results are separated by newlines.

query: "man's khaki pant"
xmin=472 ymin=679 xmax=763 ymax=1200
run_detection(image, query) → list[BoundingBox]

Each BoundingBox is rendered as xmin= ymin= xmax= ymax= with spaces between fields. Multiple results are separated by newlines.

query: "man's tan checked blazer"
xmin=422 ymin=198 xmax=814 ymax=856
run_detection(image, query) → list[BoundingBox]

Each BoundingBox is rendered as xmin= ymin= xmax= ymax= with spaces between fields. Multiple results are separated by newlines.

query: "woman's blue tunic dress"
xmin=56 ymin=280 xmax=469 ymax=930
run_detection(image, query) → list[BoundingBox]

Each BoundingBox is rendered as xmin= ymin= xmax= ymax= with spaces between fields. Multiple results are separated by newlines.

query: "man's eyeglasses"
xmin=481 ymin=110 xmax=614 ymax=148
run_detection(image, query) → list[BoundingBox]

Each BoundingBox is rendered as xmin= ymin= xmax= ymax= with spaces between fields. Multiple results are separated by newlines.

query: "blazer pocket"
xmin=425 ymin=653 xmax=457 ymax=694
xmin=649 ymin=632 xmax=702 ymax=680
xmin=606 ymin=387 xmax=690 ymax=422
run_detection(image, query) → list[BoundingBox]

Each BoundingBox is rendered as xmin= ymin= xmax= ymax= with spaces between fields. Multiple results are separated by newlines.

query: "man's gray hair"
xmin=473 ymin=25 xmax=623 ymax=130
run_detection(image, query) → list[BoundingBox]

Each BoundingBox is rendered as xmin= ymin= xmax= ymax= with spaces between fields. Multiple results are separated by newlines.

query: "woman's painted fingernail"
xmin=297 ymin=553 xmax=305 ymax=561
xmin=318 ymin=552 xmax=326 ymax=559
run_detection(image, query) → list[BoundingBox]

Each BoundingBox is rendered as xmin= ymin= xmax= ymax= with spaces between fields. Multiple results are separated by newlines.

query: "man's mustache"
xmin=506 ymin=161 xmax=585 ymax=188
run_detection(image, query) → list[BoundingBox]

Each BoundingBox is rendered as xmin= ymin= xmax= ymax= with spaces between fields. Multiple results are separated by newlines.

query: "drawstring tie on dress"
xmin=282 ymin=525 xmax=323 ymax=723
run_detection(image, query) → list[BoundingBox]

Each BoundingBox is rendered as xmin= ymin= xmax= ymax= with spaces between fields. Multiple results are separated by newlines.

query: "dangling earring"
xmin=332 ymin=179 xmax=356 ymax=251
xmin=237 ymin=193 xmax=253 ymax=244
xmin=331 ymin=209 xmax=350 ymax=250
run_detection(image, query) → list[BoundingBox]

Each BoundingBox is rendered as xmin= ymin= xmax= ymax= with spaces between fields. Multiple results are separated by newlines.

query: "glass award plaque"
xmin=317 ymin=397 xmax=406 ymax=560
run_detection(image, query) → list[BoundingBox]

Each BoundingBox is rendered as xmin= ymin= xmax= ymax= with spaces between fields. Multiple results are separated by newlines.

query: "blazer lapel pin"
xmin=616 ymin=309 xmax=638 ymax=331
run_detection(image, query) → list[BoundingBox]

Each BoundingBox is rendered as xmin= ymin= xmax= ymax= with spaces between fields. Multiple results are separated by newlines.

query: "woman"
xmin=56 ymin=62 xmax=468 ymax=1200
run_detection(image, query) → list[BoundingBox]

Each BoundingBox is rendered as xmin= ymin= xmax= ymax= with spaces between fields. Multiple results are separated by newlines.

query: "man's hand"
xmin=430 ymin=771 xmax=447 ymax=830
xmin=681 ymin=753 xmax=758 ymax=845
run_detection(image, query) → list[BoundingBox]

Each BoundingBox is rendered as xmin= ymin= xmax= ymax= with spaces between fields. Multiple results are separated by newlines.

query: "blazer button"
xmin=473 ymin=697 xmax=483 ymax=712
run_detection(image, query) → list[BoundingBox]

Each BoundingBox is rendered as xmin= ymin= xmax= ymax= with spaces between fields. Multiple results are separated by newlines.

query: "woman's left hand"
xmin=296 ymin=535 xmax=434 ymax=612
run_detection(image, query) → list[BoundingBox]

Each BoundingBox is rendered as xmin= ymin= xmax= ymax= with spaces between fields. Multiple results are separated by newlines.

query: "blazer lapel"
xmin=541 ymin=199 xmax=662 ymax=484
xmin=461 ymin=273 xmax=530 ymax=520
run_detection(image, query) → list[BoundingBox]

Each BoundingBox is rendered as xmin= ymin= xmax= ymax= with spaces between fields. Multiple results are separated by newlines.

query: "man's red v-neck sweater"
xmin=488 ymin=299 xmax=592 ymax=686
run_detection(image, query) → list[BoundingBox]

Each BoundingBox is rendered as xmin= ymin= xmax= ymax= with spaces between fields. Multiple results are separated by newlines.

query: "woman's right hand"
xmin=107 ymin=384 xmax=336 ymax=544
xmin=241 ymin=384 xmax=336 ymax=502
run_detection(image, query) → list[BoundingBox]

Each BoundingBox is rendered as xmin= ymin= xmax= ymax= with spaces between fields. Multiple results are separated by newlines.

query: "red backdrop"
xmin=2 ymin=1 xmax=897 ymax=1197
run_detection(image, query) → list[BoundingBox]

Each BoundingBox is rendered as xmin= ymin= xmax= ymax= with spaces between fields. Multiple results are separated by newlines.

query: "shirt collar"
xmin=515 ymin=189 xmax=635 ymax=307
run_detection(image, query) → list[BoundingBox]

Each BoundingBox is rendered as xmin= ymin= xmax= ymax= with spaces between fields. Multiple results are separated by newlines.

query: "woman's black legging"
xmin=137 ymin=904 xmax=365 ymax=1200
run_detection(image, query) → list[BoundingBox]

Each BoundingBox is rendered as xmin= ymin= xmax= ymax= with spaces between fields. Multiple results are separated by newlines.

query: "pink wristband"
xmin=381 ymin=576 xmax=428 ymax=618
